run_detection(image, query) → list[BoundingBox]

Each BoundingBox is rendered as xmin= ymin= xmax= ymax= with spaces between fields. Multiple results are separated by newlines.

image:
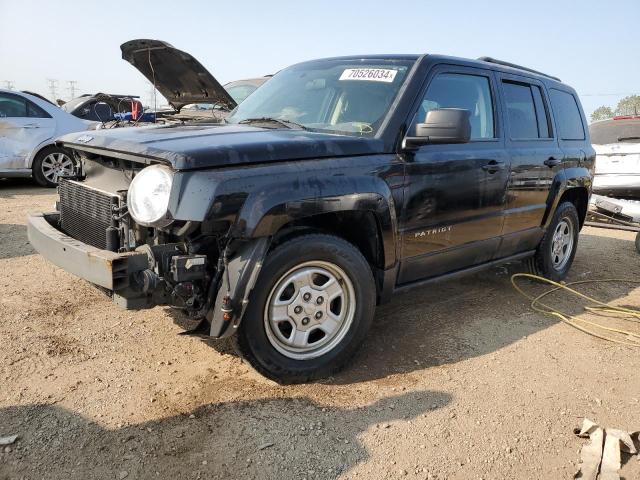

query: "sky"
xmin=1 ymin=0 xmax=638 ymax=119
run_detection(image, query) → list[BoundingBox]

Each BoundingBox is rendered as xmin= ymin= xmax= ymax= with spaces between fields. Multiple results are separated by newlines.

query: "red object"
xmin=613 ymin=115 xmax=640 ymax=120
xmin=131 ymin=99 xmax=143 ymax=121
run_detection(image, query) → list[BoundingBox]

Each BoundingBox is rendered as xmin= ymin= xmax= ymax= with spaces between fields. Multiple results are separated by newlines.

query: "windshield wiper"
xmin=238 ymin=117 xmax=308 ymax=130
xmin=618 ymin=136 xmax=640 ymax=142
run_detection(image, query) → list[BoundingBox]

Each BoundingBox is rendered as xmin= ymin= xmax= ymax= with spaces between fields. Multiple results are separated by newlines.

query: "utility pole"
xmin=2 ymin=80 xmax=15 ymax=90
xmin=66 ymin=80 xmax=78 ymax=100
xmin=46 ymin=78 xmax=59 ymax=102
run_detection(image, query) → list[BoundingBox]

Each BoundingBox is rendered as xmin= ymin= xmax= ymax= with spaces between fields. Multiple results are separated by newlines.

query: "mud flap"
xmin=207 ymin=237 xmax=270 ymax=338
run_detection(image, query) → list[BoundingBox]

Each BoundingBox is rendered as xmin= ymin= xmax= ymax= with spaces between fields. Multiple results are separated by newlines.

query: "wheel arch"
xmin=233 ymin=176 xmax=399 ymax=270
xmin=542 ymin=167 xmax=592 ymax=230
xmin=557 ymin=186 xmax=589 ymax=228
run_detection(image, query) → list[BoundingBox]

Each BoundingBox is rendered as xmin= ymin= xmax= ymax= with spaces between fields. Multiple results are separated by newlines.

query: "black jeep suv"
xmin=28 ymin=54 xmax=594 ymax=383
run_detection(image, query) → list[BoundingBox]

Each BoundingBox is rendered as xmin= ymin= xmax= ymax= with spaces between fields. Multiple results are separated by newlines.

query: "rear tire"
xmin=32 ymin=146 xmax=76 ymax=187
xmin=526 ymin=201 xmax=580 ymax=281
xmin=235 ymin=234 xmax=376 ymax=384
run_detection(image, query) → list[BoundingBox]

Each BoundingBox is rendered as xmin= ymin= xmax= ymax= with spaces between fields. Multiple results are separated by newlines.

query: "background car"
xmin=61 ymin=93 xmax=145 ymax=123
xmin=0 ymin=89 xmax=96 ymax=187
xmin=590 ymin=115 xmax=640 ymax=198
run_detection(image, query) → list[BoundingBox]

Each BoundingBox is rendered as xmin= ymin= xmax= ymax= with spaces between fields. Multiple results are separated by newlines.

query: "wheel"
xmin=32 ymin=146 xmax=76 ymax=187
xmin=526 ymin=201 xmax=580 ymax=281
xmin=635 ymin=232 xmax=640 ymax=254
xmin=236 ymin=234 xmax=376 ymax=384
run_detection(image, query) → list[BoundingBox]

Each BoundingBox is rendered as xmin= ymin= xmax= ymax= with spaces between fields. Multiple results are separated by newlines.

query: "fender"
xmin=542 ymin=166 xmax=592 ymax=228
xmin=207 ymin=237 xmax=270 ymax=338
xmin=231 ymin=175 xmax=399 ymax=269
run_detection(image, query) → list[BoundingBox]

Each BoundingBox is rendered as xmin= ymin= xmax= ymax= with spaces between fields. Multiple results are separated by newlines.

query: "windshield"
xmin=226 ymin=84 xmax=259 ymax=104
xmin=590 ymin=119 xmax=640 ymax=144
xmin=61 ymin=97 xmax=88 ymax=112
xmin=226 ymin=59 xmax=413 ymax=136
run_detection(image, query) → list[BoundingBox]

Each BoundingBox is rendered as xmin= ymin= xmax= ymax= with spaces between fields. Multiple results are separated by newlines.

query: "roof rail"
xmin=477 ymin=56 xmax=561 ymax=82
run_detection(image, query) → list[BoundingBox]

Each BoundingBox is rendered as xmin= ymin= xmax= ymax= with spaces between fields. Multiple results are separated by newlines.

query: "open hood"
xmin=120 ymin=39 xmax=237 ymax=112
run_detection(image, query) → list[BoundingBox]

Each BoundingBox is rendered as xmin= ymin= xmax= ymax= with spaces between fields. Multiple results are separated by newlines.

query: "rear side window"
xmin=502 ymin=81 xmax=551 ymax=139
xmin=27 ymin=101 xmax=51 ymax=118
xmin=414 ymin=72 xmax=495 ymax=139
xmin=550 ymin=89 xmax=585 ymax=140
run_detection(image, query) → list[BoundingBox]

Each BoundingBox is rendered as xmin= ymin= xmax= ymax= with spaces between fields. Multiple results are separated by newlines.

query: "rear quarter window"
xmin=550 ymin=89 xmax=585 ymax=140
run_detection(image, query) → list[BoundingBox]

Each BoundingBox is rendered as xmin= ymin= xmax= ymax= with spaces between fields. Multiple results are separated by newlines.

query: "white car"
xmin=590 ymin=116 xmax=640 ymax=199
xmin=0 ymin=89 xmax=96 ymax=187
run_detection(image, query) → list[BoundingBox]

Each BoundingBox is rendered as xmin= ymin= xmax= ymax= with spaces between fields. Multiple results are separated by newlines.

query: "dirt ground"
xmin=1 ymin=178 xmax=639 ymax=480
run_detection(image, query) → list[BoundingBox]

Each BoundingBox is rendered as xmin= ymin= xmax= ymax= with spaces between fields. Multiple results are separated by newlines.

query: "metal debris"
xmin=574 ymin=418 xmax=638 ymax=480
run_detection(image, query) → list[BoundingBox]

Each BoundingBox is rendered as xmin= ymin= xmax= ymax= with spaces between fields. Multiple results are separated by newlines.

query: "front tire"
xmin=526 ymin=201 xmax=580 ymax=281
xmin=236 ymin=234 xmax=376 ymax=384
xmin=32 ymin=146 xmax=76 ymax=187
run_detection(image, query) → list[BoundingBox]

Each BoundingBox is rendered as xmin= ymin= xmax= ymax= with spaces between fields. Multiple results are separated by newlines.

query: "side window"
xmin=502 ymin=82 xmax=539 ymax=139
xmin=530 ymin=86 xmax=551 ymax=138
xmin=27 ymin=101 xmax=51 ymax=118
xmin=0 ymin=93 xmax=28 ymax=118
xmin=414 ymin=73 xmax=495 ymax=140
xmin=550 ymin=89 xmax=585 ymax=140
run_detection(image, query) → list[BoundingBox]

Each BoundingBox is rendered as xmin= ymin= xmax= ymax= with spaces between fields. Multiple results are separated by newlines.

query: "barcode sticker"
xmin=339 ymin=68 xmax=397 ymax=83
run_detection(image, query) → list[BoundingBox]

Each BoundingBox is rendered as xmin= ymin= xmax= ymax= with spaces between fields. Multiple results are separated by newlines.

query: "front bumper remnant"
xmin=27 ymin=212 xmax=149 ymax=291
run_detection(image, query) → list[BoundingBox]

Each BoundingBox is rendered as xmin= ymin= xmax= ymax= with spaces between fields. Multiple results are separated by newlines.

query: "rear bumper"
xmin=27 ymin=212 xmax=149 ymax=290
xmin=593 ymin=174 xmax=640 ymax=197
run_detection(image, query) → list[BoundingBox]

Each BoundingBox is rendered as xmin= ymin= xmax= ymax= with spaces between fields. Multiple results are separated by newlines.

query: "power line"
xmin=66 ymin=80 xmax=78 ymax=100
xmin=46 ymin=78 xmax=59 ymax=102
xmin=580 ymin=92 xmax=638 ymax=97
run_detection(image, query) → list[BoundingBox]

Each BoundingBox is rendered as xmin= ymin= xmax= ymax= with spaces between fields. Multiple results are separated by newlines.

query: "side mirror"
xmin=403 ymin=108 xmax=471 ymax=149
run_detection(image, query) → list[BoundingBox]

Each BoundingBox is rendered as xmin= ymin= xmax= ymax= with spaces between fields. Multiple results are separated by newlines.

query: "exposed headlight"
xmin=127 ymin=165 xmax=174 ymax=227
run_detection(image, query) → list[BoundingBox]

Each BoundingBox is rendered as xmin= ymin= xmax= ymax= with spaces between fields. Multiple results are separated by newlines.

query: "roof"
xmin=288 ymin=54 xmax=565 ymax=86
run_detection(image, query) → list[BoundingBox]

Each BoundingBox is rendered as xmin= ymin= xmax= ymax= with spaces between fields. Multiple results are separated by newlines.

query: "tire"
xmin=526 ymin=201 xmax=580 ymax=281
xmin=635 ymin=232 xmax=640 ymax=254
xmin=32 ymin=146 xmax=76 ymax=187
xmin=235 ymin=234 xmax=376 ymax=384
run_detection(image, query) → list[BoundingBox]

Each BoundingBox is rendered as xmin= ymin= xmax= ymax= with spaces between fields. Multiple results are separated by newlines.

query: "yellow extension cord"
xmin=510 ymin=273 xmax=640 ymax=347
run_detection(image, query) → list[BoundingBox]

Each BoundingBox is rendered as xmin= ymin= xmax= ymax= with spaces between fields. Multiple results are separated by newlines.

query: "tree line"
xmin=591 ymin=95 xmax=640 ymax=122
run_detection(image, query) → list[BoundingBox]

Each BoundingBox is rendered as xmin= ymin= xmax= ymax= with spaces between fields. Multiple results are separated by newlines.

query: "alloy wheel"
xmin=41 ymin=152 xmax=75 ymax=184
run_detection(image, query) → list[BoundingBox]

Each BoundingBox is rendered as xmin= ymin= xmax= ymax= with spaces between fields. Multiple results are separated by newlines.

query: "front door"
xmin=398 ymin=66 xmax=510 ymax=284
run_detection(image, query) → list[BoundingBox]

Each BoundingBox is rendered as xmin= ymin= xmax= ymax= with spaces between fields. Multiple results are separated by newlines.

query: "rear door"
xmin=496 ymin=74 xmax=564 ymax=257
xmin=398 ymin=65 xmax=510 ymax=284
xmin=0 ymin=92 xmax=55 ymax=171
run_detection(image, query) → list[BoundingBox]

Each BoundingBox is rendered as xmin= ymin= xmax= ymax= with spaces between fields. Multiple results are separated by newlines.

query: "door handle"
xmin=544 ymin=157 xmax=561 ymax=167
xmin=23 ymin=123 xmax=40 ymax=129
xmin=482 ymin=160 xmax=506 ymax=173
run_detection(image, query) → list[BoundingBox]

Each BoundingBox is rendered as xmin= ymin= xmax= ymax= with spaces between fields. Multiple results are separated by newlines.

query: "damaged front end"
xmin=27 ymin=152 xmax=267 ymax=339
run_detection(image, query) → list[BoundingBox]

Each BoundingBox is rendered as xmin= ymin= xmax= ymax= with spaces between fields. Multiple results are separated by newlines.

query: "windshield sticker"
xmin=339 ymin=68 xmax=397 ymax=83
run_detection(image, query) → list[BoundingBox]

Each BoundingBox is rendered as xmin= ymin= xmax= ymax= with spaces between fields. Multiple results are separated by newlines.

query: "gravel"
xmin=1 ymin=178 xmax=639 ymax=479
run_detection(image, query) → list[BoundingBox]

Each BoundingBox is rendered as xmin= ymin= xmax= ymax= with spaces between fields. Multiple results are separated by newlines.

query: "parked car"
xmin=181 ymin=77 xmax=270 ymax=117
xmin=0 ymin=89 xmax=96 ymax=186
xmin=28 ymin=54 xmax=594 ymax=383
xmin=61 ymin=93 xmax=149 ymax=124
xmin=590 ymin=115 xmax=640 ymax=198
xmin=224 ymin=77 xmax=270 ymax=104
